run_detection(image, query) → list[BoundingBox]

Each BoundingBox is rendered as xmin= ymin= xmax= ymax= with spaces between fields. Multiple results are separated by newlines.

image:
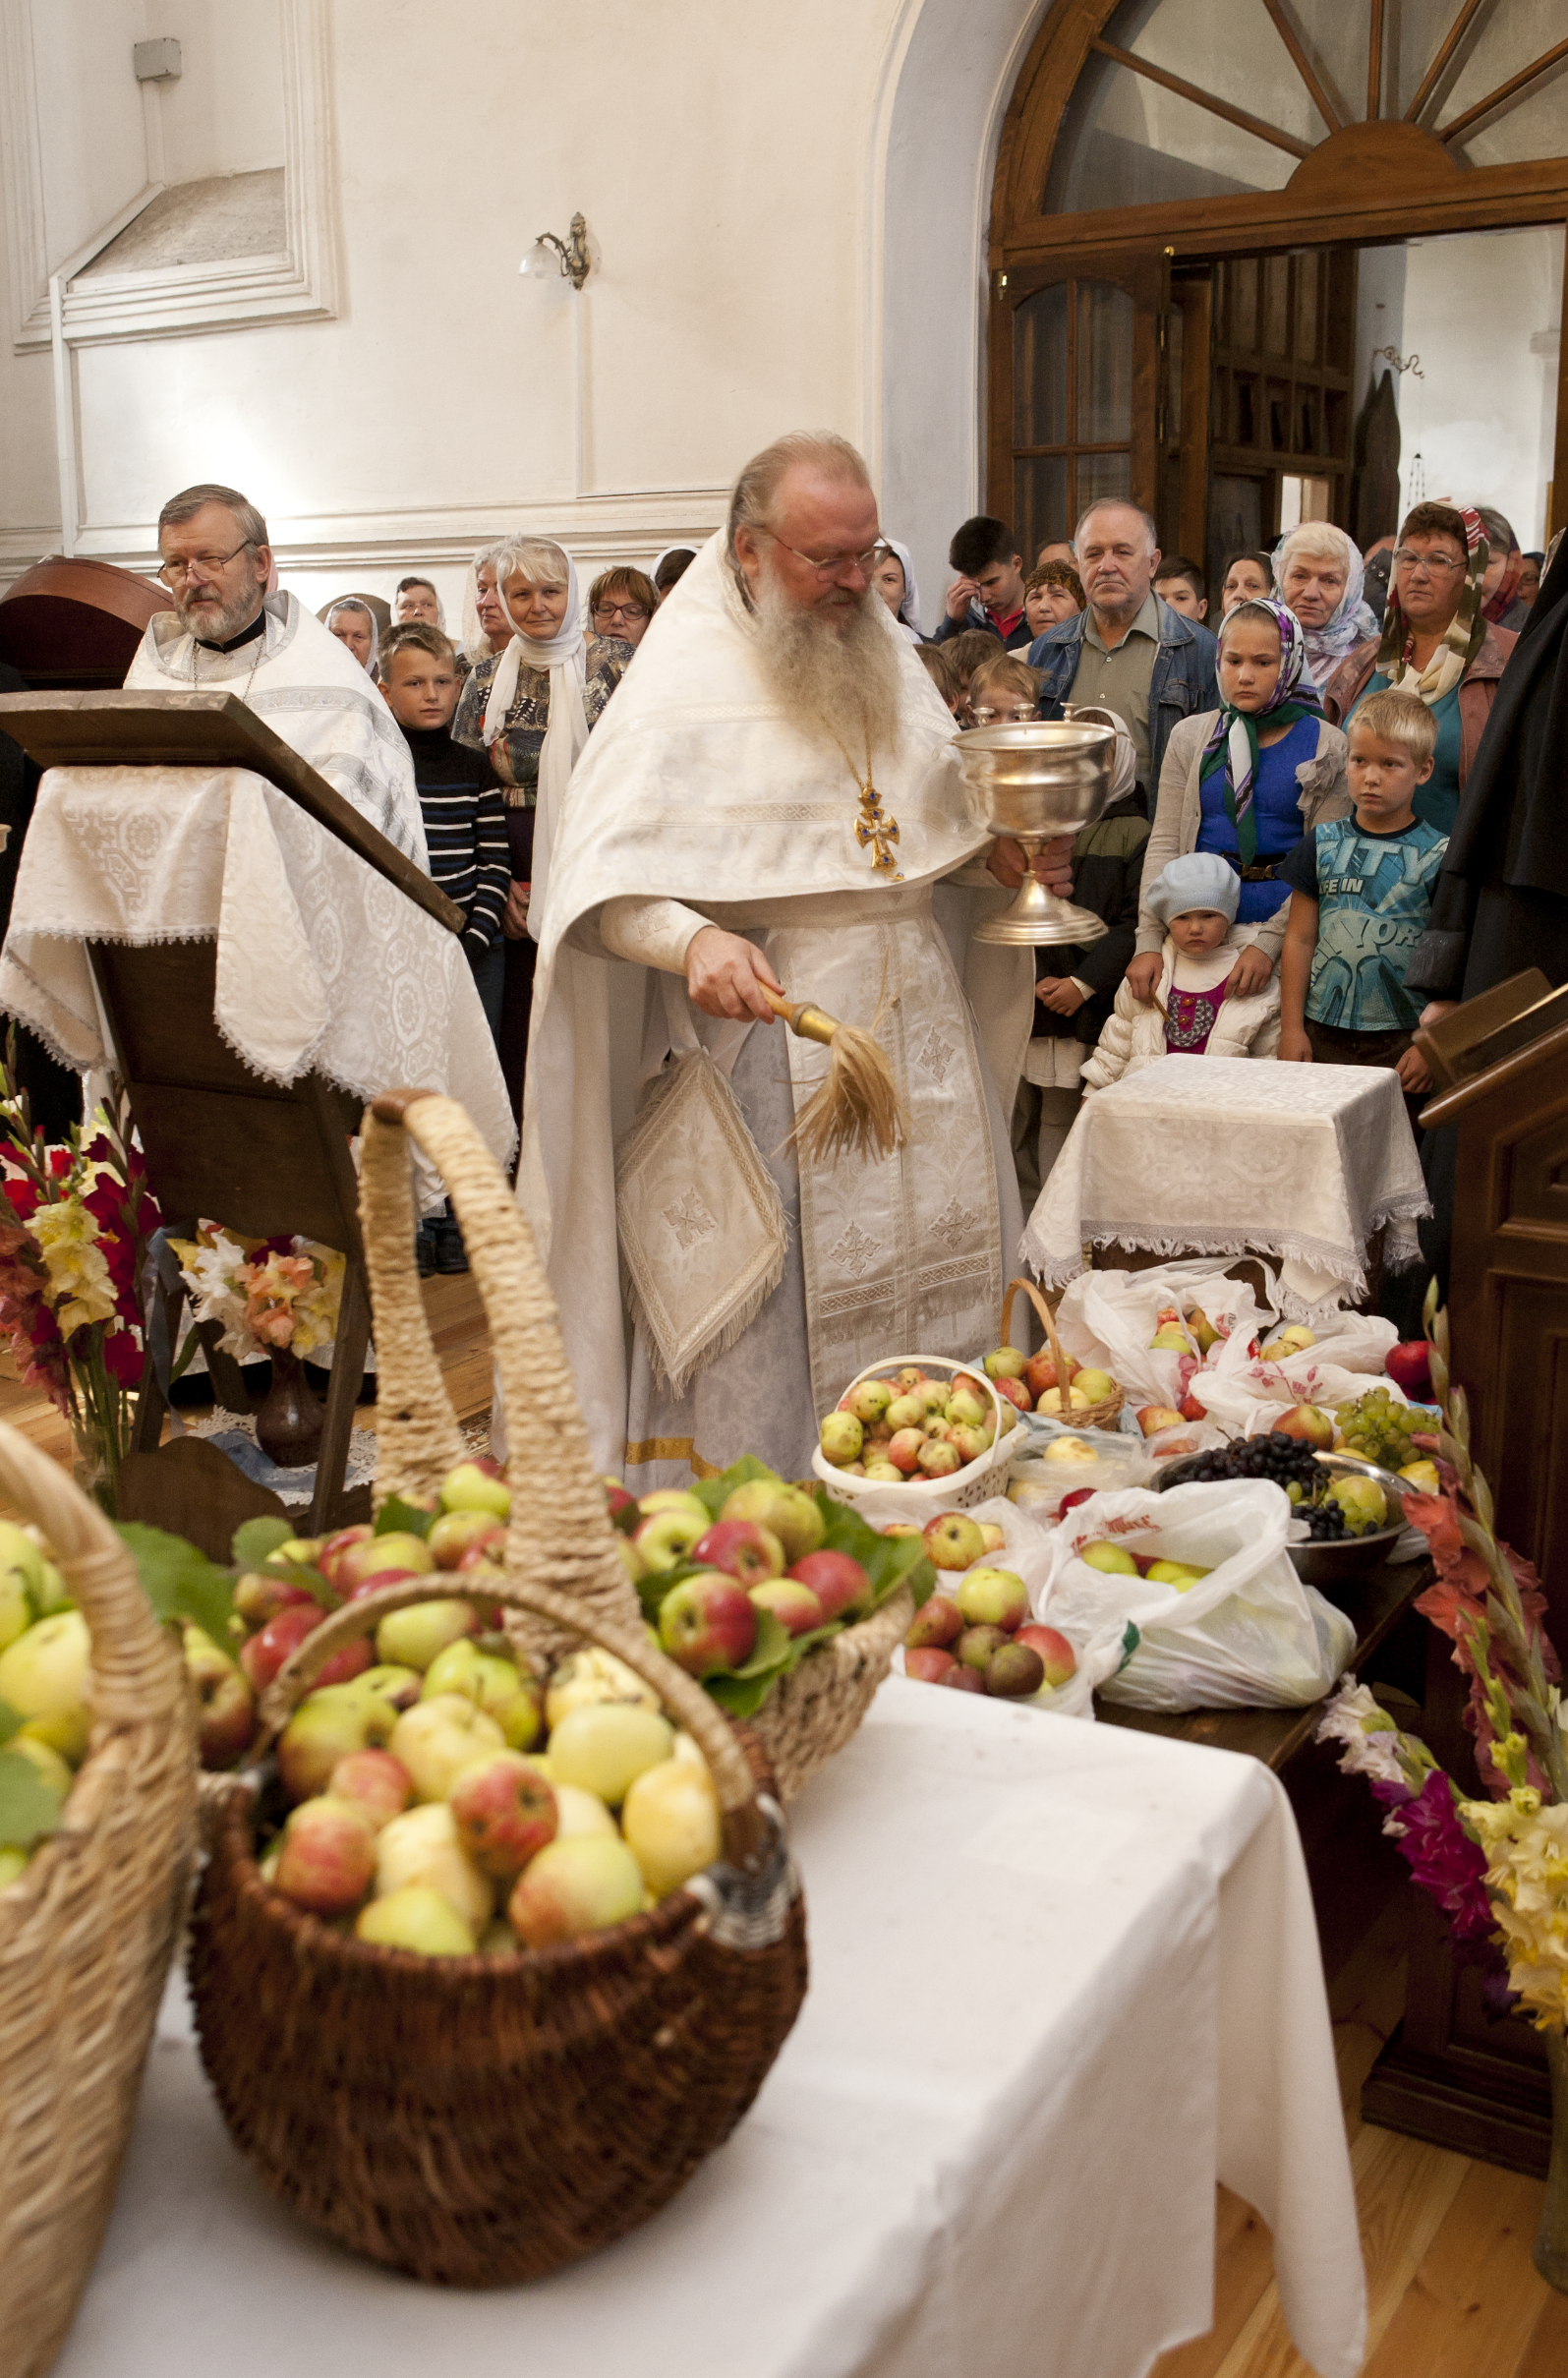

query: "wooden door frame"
xmin=989 ymin=0 xmax=1568 ymax=536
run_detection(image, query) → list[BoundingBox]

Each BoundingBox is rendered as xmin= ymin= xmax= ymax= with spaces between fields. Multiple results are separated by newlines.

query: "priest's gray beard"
xmin=752 ymin=571 xmax=902 ymax=763
xmin=175 ymin=580 xmax=266 ymax=645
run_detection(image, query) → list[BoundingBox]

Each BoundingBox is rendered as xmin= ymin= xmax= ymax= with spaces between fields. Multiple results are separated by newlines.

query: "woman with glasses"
xmin=1322 ymin=501 xmax=1518 ymax=835
xmin=587 ymin=566 xmax=657 ymax=650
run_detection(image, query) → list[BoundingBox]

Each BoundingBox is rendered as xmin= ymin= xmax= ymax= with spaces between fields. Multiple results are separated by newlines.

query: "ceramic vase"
xmin=254 ymin=1344 xmax=323 ymax=1471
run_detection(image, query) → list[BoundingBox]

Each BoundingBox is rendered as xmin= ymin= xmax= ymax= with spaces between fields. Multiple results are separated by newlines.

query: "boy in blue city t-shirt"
xmin=1276 ymin=688 xmax=1448 ymax=1106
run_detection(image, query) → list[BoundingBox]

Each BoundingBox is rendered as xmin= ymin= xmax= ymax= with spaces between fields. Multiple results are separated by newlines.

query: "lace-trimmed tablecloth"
xmin=1022 ymin=1054 xmax=1430 ymax=1314
xmin=0 ymin=767 xmax=515 ymax=1167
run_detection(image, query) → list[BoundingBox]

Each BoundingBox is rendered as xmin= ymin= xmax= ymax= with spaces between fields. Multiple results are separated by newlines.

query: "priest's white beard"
xmin=174 ymin=580 xmax=266 ymax=645
xmin=752 ymin=571 xmax=902 ymax=763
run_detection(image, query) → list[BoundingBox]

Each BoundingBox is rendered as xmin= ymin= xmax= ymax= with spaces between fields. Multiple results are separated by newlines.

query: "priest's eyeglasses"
xmin=760 ymin=529 xmax=884 ymax=580
xmin=156 ymin=540 xmax=257 ymax=587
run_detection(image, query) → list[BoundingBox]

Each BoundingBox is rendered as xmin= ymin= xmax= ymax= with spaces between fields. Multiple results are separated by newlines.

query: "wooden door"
xmin=989 ymin=251 xmax=1164 ymax=560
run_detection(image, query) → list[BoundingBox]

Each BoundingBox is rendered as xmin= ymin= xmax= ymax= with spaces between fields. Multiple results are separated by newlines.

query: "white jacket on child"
xmin=1080 ymin=932 xmax=1281 ymax=1092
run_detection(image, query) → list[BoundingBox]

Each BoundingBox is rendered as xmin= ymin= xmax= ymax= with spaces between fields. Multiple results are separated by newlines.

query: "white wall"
xmin=1395 ymin=224 xmax=1563 ymax=551
xmin=0 ymin=0 xmax=1047 ymax=633
xmin=149 ymin=0 xmax=285 ymax=185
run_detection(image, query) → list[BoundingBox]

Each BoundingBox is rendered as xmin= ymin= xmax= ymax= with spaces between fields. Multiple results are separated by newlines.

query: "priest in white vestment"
xmin=519 ymin=434 xmax=1038 ymax=1483
xmin=125 ymin=483 xmax=427 ymax=866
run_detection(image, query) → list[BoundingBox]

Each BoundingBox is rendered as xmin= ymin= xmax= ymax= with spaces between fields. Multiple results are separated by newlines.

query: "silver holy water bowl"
xmin=954 ymin=717 xmax=1117 ymax=946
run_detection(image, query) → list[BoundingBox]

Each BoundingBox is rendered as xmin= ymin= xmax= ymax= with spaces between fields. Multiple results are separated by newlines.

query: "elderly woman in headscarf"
xmin=1126 ymin=595 xmax=1350 ymax=1007
xmin=869 ymin=538 xmax=923 ymax=641
xmin=1272 ymin=522 xmax=1377 ymax=690
xmin=460 ymin=541 xmax=516 ymax=667
xmin=1322 ymin=501 xmax=1518 ymax=834
xmin=452 ymin=536 xmax=632 ymax=1118
xmin=325 ymin=598 xmax=378 ymax=676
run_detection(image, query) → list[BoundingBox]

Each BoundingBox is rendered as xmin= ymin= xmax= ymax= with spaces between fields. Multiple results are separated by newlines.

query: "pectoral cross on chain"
xmin=853 ymin=771 xmax=902 ymax=879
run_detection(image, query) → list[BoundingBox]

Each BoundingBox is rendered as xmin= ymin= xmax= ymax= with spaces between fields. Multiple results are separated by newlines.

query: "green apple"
xmin=1148 ymin=1323 xmax=1192 ymax=1352
xmin=0 ymin=1572 xmax=32 ymax=1657
xmin=278 ymin=1681 xmax=394 ymax=1801
xmin=1078 ymin=1540 xmax=1139 ymax=1576
xmin=544 ymin=1647 xmax=659 ymax=1729
xmin=437 ymin=1462 xmax=512 ymax=1519
xmin=32 ymin=1560 xmax=73 ymax=1617
xmin=508 ymin=1833 xmax=643 ymax=1948
xmin=423 ymin=1641 xmax=542 ymax=1750
xmin=621 ymin=1757 xmax=722 ymax=1896
xmin=0 ymin=1610 xmax=89 ymax=1720
xmin=956 ymin=1567 xmax=1028 ymax=1631
xmin=357 ymin=1884 xmax=476 ymax=1957
xmin=389 ymin=1693 xmax=506 ymax=1802
xmin=552 ymin=1781 xmax=618 ymax=1839
xmin=19 ymin=1707 xmax=89 ymax=1764
xmin=818 ymin=1411 xmax=863 ymax=1467
xmin=548 ymin=1704 xmax=673 ymax=1806
xmin=632 ymin=1506 xmax=708 ymax=1572
xmin=721 ymin=1480 xmax=823 ymax=1565
xmin=1329 ymin=1477 xmax=1388 ymax=1534
xmin=637 ymin=1488 xmax=707 ymax=1521
xmin=1144 ymin=1559 xmax=1208 ymax=1589
xmin=0 ymin=1845 xmax=28 ymax=1887
xmin=373 ymin=1800 xmax=494 ymax=1928
xmin=373 ymin=1598 xmax=478 ymax=1673
xmin=983 ymin=1346 xmax=1027 ymax=1382
xmin=353 ymin=1663 xmax=423 ymax=1714
xmin=1074 ymin=1369 xmax=1116 ymax=1404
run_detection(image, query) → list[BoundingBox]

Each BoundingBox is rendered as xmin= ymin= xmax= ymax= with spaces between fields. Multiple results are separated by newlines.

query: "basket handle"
xmin=1000 ymin=1275 xmax=1069 ymax=1375
xmin=0 ymin=1420 xmax=185 ymax=1726
xmin=836 ymin=1352 xmax=1005 ymax=1433
xmin=259 ymin=1570 xmax=770 ymax=1867
xmin=360 ymin=1092 xmax=640 ymax=1649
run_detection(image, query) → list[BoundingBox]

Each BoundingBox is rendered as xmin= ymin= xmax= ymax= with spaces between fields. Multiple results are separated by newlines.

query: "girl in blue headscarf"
xmin=1128 ymin=596 xmax=1352 ymax=1005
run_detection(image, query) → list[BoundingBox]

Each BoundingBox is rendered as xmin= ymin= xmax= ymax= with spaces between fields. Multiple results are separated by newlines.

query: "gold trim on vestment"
xmin=623 ymin=1437 xmax=724 ymax=1479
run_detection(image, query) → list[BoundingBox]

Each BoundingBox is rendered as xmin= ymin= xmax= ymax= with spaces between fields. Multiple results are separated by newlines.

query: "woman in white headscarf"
xmin=871 ymin=537 xmax=923 ymax=640
xmin=460 ymin=541 xmax=517 ymax=666
xmin=451 ymin=537 xmax=632 ymax=1117
xmin=1272 ymin=522 xmax=1378 ymax=689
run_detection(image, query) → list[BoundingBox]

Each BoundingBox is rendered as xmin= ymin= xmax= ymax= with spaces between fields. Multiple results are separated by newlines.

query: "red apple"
xmin=905 ymin=1647 xmax=957 ymax=1684
xmin=918 ymin=1438 xmax=962 ymax=1479
xmin=1016 ymin=1623 xmax=1077 ymax=1687
xmin=1135 ymin=1405 xmax=1187 ymax=1437
xmin=886 ymin=1427 xmax=926 ymax=1475
xmin=992 ymin=1375 xmax=1032 ymax=1415
xmin=448 ymin=1751 xmax=558 ymax=1879
xmin=328 ymin=1747 xmax=412 ymax=1830
xmin=1024 ymin=1347 xmax=1079 ymax=1402
xmin=692 ymin=1519 xmax=784 ymax=1586
xmin=273 ymin=1794 xmax=377 ymax=1915
xmin=343 ymin=1566 xmax=426 ymax=1603
xmin=182 ymin=1625 xmax=256 ymax=1769
xmin=940 ymin=1662 xmax=985 ymax=1693
xmin=904 ymin=1594 xmax=962 ymax=1651
xmin=956 ymin=1623 xmax=1008 ymax=1672
xmin=658 ymin=1571 xmax=758 ymax=1677
xmin=1385 ymin=1341 xmax=1432 ymax=1400
xmin=1178 ymin=1394 xmax=1207 ymax=1422
xmin=316 ymin=1635 xmax=373 ymax=1690
xmin=239 ymin=1602 xmax=321 ymax=1691
xmin=1273 ymin=1402 xmax=1335 ymax=1449
xmin=234 ymin=1571 xmax=318 ymax=1630
xmin=985 ymin=1643 xmax=1045 ymax=1698
xmin=956 ymin=1567 xmax=1028 ymax=1632
xmin=603 ymin=1478 xmax=639 ymax=1534
xmin=749 ymin=1579 xmax=825 ymax=1637
xmin=787 ymin=1550 xmax=870 ymax=1622
xmin=428 ymin=1511 xmax=505 ymax=1571
xmin=1058 ymin=1488 xmax=1095 ymax=1514
xmin=317 ymin=1524 xmax=373 ymax=1586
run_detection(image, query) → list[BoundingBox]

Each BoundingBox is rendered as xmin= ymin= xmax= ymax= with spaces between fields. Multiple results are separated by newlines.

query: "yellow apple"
xmin=373 ymin=1801 xmax=494 ymax=1929
xmin=1042 ymin=1435 xmax=1099 ymax=1464
xmin=621 ymin=1757 xmax=722 ymax=1896
xmin=1039 ymin=1385 xmax=1091 ymax=1414
xmin=1073 ymin=1369 xmax=1117 ymax=1403
xmin=357 ymin=1885 xmax=476 ymax=1957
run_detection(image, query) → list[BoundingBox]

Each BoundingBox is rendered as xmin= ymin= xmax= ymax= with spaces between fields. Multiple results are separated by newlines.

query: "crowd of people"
xmin=135 ymin=466 xmax=1557 ymax=1336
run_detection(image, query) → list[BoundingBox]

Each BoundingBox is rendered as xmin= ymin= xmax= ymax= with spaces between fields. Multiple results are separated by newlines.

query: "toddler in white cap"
xmin=1080 ymin=850 xmax=1281 ymax=1091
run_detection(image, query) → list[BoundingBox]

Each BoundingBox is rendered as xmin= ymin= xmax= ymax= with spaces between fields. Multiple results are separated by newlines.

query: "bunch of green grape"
xmin=1334 ymin=1386 xmax=1421 ymax=1471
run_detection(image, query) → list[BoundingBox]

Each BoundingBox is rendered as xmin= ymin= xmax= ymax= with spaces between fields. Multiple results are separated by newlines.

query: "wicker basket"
xmin=186 ymin=1092 xmax=807 ymax=2287
xmin=1001 ymin=1275 xmax=1126 ymax=1433
xmin=744 ymin=1580 xmax=911 ymax=1803
xmin=0 ymin=1424 xmax=198 ymax=2378
xmin=811 ymin=1354 xmax=1014 ymax=1511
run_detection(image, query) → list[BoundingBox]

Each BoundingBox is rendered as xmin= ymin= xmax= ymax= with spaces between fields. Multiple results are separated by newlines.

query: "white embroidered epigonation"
xmin=663 ymin=1187 xmax=719 ymax=1249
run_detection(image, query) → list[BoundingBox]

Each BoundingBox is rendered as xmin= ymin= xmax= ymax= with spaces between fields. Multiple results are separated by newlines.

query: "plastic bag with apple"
xmin=1190 ymin=1305 xmax=1404 ymax=1439
xmin=1037 ymin=1479 xmax=1356 ymax=1712
xmin=1051 ymin=1262 xmax=1275 ymax=1411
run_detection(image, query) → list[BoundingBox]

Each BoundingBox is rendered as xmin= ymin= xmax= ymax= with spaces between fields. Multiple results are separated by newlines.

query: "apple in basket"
xmin=329 ymin=1748 xmax=413 ymax=1830
xmin=509 ymin=1834 xmax=645 ymax=1949
xmin=448 ymin=1753 xmax=559 ymax=1879
xmin=279 ymin=1681 xmax=398 ymax=1800
xmin=658 ymin=1572 xmax=757 ymax=1678
xmin=428 ymin=1510 xmax=505 ymax=1571
xmin=424 ymin=1641 xmax=543 ymax=1750
xmin=749 ymin=1579 xmax=825 ymax=1637
xmin=620 ymin=1759 xmax=722 ymax=1898
xmin=720 ymin=1479 xmax=824 ymax=1565
xmin=182 ymin=1624 xmax=256 ymax=1769
xmin=1024 ymin=1347 xmax=1078 ymax=1402
xmin=274 ymin=1795 xmax=377 ymax=1917
xmin=438 ymin=1460 xmax=512 ymax=1519
xmin=904 ymin=1594 xmax=962 ymax=1651
xmin=691 ymin=1519 xmax=784 ymax=1586
xmin=786 ymin=1550 xmax=870 ymax=1622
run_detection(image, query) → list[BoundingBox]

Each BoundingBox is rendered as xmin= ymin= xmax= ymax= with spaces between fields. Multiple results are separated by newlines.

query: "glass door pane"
xmin=1077 ymin=283 xmax=1133 ymax=442
xmin=1015 ymin=283 xmax=1069 ymax=448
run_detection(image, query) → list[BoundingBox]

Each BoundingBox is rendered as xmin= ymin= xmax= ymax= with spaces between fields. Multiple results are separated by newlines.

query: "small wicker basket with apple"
xmin=0 ymin=1426 xmax=198 ymax=2378
xmin=812 ymin=1355 xmax=1015 ymax=1511
xmin=994 ymin=1276 xmax=1126 ymax=1434
xmin=188 ymin=1091 xmax=806 ymax=2287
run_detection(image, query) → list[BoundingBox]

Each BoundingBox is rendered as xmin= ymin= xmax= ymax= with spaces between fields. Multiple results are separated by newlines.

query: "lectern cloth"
xmin=124 ymin=590 xmax=428 ymax=866
xmin=1022 ymin=1052 xmax=1429 ymax=1309
xmin=51 ymin=1683 xmax=1365 ymax=2378
xmin=0 ymin=766 xmax=514 ymax=1166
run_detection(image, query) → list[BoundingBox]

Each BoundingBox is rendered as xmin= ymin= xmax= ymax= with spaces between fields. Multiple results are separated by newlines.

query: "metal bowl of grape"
xmin=1154 ymin=1431 xmax=1409 ymax=1587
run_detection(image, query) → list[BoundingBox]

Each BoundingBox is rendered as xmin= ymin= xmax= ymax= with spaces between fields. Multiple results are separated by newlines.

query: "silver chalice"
xmin=955 ymin=715 xmax=1117 ymax=946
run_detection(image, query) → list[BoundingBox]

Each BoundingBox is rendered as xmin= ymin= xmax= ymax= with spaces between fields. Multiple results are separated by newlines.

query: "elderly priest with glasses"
xmin=519 ymin=431 xmax=1040 ymax=1487
xmin=125 ymin=482 xmax=427 ymax=863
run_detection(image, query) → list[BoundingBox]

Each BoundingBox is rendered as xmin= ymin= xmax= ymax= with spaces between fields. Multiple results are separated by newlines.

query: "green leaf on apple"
xmin=0 ymin=1698 xmax=24 ymax=1750
xmin=813 ymin=1491 xmax=936 ymax=1612
xmin=116 ymin=1522 xmax=237 ymax=1646
xmin=706 ymin=1618 xmax=848 ymax=1717
xmin=269 ymin=1560 xmax=340 ymax=1611
xmin=375 ymin=1496 xmax=436 ymax=1541
xmin=231 ymin=1516 xmax=294 ymax=1571
xmin=689 ymin=1453 xmax=776 ymax=1521
xmin=0 ymin=1746 xmax=64 ymax=1849
xmin=723 ymin=1604 xmax=792 ymax=1680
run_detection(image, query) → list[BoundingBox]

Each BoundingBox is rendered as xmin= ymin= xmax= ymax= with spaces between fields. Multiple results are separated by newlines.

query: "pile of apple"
xmin=980 ymin=1343 xmax=1118 ymax=1419
xmin=1071 ymin=1537 xmax=1213 ymax=1591
xmin=818 ymin=1366 xmax=1015 ymax=1481
xmin=0 ymin=1521 xmax=87 ymax=1886
xmin=897 ymin=1509 xmax=1076 ymax=1702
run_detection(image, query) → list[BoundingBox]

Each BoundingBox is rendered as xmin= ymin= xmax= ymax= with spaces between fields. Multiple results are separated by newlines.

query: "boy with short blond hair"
xmin=1277 ymin=687 xmax=1447 ymax=1100
xmin=967 ymin=653 xmax=1042 ymax=725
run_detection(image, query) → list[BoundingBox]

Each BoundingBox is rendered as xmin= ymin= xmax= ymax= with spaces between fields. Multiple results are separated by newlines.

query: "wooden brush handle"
xmin=761 ymin=985 xmax=838 ymax=1046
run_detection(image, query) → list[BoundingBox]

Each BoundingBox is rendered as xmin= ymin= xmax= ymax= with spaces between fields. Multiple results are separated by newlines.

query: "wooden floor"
xmin=4 ymin=1275 xmax=1564 ymax=2372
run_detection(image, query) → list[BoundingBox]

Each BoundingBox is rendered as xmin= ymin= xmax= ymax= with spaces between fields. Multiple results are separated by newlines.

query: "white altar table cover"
xmin=52 ymin=1685 xmax=1365 ymax=2378
xmin=1023 ymin=1053 xmax=1429 ymax=1313
xmin=0 ymin=766 xmax=514 ymax=1166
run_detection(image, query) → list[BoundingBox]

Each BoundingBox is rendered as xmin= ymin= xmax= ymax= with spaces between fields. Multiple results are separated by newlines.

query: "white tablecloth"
xmin=53 ymin=1684 xmax=1365 ymax=2378
xmin=0 ymin=766 xmax=515 ymax=1169
xmin=1022 ymin=1053 xmax=1429 ymax=1316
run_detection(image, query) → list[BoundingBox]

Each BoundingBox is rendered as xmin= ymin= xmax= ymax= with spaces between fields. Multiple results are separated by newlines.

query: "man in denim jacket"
xmin=1027 ymin=501 xmax=1218 ymax=809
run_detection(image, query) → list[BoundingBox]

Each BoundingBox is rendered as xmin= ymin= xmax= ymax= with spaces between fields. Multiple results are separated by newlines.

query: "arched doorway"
xmin=989 ymin=2 xmax=1568 ymax=580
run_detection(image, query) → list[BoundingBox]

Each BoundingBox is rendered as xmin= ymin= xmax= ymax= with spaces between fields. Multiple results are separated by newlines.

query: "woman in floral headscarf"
xmin=1126 ymin=595 xmax=1350 ymax=1005
xmin=1272 ymin=521 xmax=1378 ymax=689
xmin=1323 ymin=501 xmax=1518 ymax=834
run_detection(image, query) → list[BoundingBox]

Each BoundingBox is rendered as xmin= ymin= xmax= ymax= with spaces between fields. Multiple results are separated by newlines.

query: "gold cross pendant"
xmin=854 ymin=778 xmax=902 ymax=877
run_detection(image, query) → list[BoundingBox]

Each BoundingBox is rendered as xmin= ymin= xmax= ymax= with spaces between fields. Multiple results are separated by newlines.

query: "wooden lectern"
xmin=1356 ymin=972 xmax=1568 ymax=2175
xmin=0 ymin=688 xmax=464 ymax=1558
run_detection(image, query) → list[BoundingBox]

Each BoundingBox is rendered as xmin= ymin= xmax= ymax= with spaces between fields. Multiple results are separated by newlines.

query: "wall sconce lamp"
xmin=522 ymin=213 xmax=591 ymax=290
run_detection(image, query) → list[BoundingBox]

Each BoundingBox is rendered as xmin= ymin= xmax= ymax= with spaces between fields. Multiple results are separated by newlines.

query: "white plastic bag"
xmin=877 ymin=1494 xmax=1132 ymax=1719
xmin=1036 ymin=1479 xmax=1356 ymax=1711
xmin=1192 ymin=1305 xmax=1404 ymax=1437
xmin=1051 ymin=1261 xmax=1275 ymax=1410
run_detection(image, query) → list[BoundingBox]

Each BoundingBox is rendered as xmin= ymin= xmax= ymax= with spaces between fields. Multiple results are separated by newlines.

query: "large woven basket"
xmin=744 ymin=1579 xmax=910 ymax=1803
xmin=1001 ymin=1275 xmax=1126 ymax=1433
xmin=187 ymin=1092 xmax=807 ymax=2287
xmin=0 ymin=1424 xmax=198 ymax=2378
